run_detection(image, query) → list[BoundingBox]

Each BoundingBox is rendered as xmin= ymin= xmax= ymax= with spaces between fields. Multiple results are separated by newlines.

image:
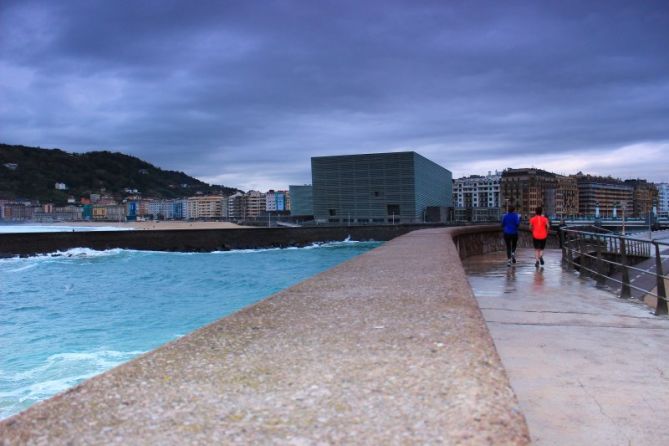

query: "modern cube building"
xmin=311 ymin=151 xmax=452 ymax=224
xmin=289 ymin=185 xmax=313 ymax=216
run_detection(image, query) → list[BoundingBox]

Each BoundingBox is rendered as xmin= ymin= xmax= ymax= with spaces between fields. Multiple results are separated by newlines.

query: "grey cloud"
xmin=1 ymin=0 xmax=668 ymax=190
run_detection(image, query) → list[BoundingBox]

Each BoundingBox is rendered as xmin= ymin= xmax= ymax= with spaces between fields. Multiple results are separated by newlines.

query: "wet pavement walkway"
xmin=464 ymin=249 xmax=669 ymax=446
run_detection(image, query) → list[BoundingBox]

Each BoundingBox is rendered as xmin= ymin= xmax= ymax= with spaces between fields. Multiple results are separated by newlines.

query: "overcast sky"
xmin=1 ymin=0 xmax=668 ymax=191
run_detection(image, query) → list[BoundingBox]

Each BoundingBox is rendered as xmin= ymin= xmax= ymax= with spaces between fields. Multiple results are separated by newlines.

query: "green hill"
xmin=0 ymin=144 xmax=240 ymax=204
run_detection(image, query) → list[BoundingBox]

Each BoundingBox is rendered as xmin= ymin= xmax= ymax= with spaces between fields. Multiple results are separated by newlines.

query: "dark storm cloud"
xmin=1 ymin=0 xmax=668 ymax=189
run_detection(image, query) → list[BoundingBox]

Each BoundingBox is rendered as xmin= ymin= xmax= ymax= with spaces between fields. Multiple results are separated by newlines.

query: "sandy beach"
xmin=39 ymin=221 xmax=249 ymax=231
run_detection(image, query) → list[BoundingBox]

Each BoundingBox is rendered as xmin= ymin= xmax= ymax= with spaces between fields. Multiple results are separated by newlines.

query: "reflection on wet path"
xmin=463 ymin=249 xmax=669 ymax=446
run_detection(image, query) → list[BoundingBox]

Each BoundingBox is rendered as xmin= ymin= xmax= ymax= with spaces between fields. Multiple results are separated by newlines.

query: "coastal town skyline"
xmin=1 ymin=0 xmax=668 ymax=191
xmin=3 ymin=145 xmax=668 ymax=225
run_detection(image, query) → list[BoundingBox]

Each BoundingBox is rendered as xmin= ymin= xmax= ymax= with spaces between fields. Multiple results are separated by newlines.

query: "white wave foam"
xmin=50 ymin=247 xmax=126 ymax=258
xmin=0 ymin=248 xmax=127 ymax=264
xmin=1 ymin=348 xmax=146 ymax=419
xmin=5 ymin=349 xmax=145 ymax=383
xmin=6 ymin=263 xmax=38 ymax=273
xmin=0 ymin=240 xmax=380 ymax=265
xmin=211 ymin=238 xmax=374 ymax=254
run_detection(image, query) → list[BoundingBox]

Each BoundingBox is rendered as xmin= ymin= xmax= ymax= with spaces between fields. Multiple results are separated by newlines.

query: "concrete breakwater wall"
xmin=451 ymin=224 xmax=560 ymax=259
xmin=0 ymin=227 xmax=530 ymax=444
xmin=0 ymin=224 xmax=433 ymax=257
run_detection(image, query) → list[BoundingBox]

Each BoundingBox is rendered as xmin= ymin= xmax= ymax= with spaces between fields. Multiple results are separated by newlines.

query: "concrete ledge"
xmin=0 ymin=228 xmax=530 ymax=444
xmin=451 ymin=224 xmax=560 ymax=259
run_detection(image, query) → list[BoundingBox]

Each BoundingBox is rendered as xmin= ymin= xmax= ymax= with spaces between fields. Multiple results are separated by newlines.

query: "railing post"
xmin=595 ymin=235 xmax=606 ymax=286
xmin=654 ymin=241 xmax=668 ymax=316
xmin=620 ymin=237 xmax=632 ymax=299
xmin=566 ymin=233 xmax=575 ymax=270
xmin=578 ymin=237 xmax=587 ymax=278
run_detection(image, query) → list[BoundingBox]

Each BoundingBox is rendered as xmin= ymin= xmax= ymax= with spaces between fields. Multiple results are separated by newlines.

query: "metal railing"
xmin=560 ymin=228 xmax=668 ymax=316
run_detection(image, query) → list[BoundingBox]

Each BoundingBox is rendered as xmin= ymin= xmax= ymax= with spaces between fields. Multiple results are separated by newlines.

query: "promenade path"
xmin=464 ymin=249 xmax=669 ymax=445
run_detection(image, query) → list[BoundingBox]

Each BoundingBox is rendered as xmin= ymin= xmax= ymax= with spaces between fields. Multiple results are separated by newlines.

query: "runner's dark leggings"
xmin=504 ymin=234 xmax=518 ymax=259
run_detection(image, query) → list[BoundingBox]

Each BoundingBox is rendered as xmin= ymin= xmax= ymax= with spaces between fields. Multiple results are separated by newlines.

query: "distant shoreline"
xmin=1 ymin=221 xmax=249 ymax=231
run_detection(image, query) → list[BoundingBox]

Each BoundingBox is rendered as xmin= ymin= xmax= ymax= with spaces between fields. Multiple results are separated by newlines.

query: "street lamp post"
xmin=649 ymin=200 xmax=657 ymax=239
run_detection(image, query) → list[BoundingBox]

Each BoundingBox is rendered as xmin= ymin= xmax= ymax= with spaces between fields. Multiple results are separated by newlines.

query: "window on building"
xmin=387 ymin=204 xmax=400 ymax=215
xmin=328 ymin=209 xmax=337 ymax=216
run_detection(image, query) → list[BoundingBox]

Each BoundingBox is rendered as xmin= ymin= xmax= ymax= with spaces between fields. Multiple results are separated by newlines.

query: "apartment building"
xmin=0 ymin=202 xmax=35 ymax=221
xmin=658 ymin=183 xmax=669 ymax=216
xmin=227 ymin=192 xmax=244 ymax=220
xmin=226 ymin=191 xmax=266 ymax=220
xmin=453 ymin=171 xmax=501 ymax=222
xmin=33 ymin=205 xmax=83 ymax=222
xmin=555 ymin=176 xmax=579 ymax=218
xmin=143 ymin=199 xmax=188 ymax=220
xmin=243 ymin=190 xmax=267 ymax=218
xmin=186 ymin=196 xmax=226 ymax=220
xmin=625 ymin=179 xmax=658 ymax=218
xmin=266 ymin=190 xmax=289 ymax=212
xmin=573 ymin=173 xmax=633 ymax=217
xmin=500 ymin=168 xmax=579 ymax=219
xmin=91 ymin=205 xmax=127 ymax=221
xmin=501 ymin=168 xmax=556 ymax=219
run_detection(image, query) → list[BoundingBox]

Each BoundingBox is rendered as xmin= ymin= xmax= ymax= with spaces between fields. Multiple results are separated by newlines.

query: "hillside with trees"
xmin=0 ymin=144 xmax=240 ymax=204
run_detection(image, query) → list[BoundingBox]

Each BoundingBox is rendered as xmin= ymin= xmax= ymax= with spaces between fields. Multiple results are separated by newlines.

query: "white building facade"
xmin=657 ymin=183 xmax=669 ymax=216
xmin=266 ymin=190 xmax=289 ymax=212
xmin=453 ymin=171 xmax=502 ymax=222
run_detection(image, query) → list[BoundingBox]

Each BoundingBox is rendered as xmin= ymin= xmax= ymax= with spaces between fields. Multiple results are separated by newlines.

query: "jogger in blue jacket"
xmin=501 ymin=206 xmax=521 ymax=266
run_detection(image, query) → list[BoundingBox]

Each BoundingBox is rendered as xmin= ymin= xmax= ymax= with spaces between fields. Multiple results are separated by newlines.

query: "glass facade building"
xmin=289 ymin=185 xmax=313 ymax=216
xmin=311 ymin=152 xmax=452 ymax=224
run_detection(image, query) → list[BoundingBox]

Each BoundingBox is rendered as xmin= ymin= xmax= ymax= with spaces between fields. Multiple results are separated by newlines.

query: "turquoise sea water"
xmin=0 ymin=241 xmax=379 ymax=419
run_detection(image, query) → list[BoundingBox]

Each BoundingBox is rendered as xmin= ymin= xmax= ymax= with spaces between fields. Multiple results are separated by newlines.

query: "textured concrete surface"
xmin=0 ymin=228 xmax=530 ymax=445
xmin=465 ymin=249 xmax=669 ymax=446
